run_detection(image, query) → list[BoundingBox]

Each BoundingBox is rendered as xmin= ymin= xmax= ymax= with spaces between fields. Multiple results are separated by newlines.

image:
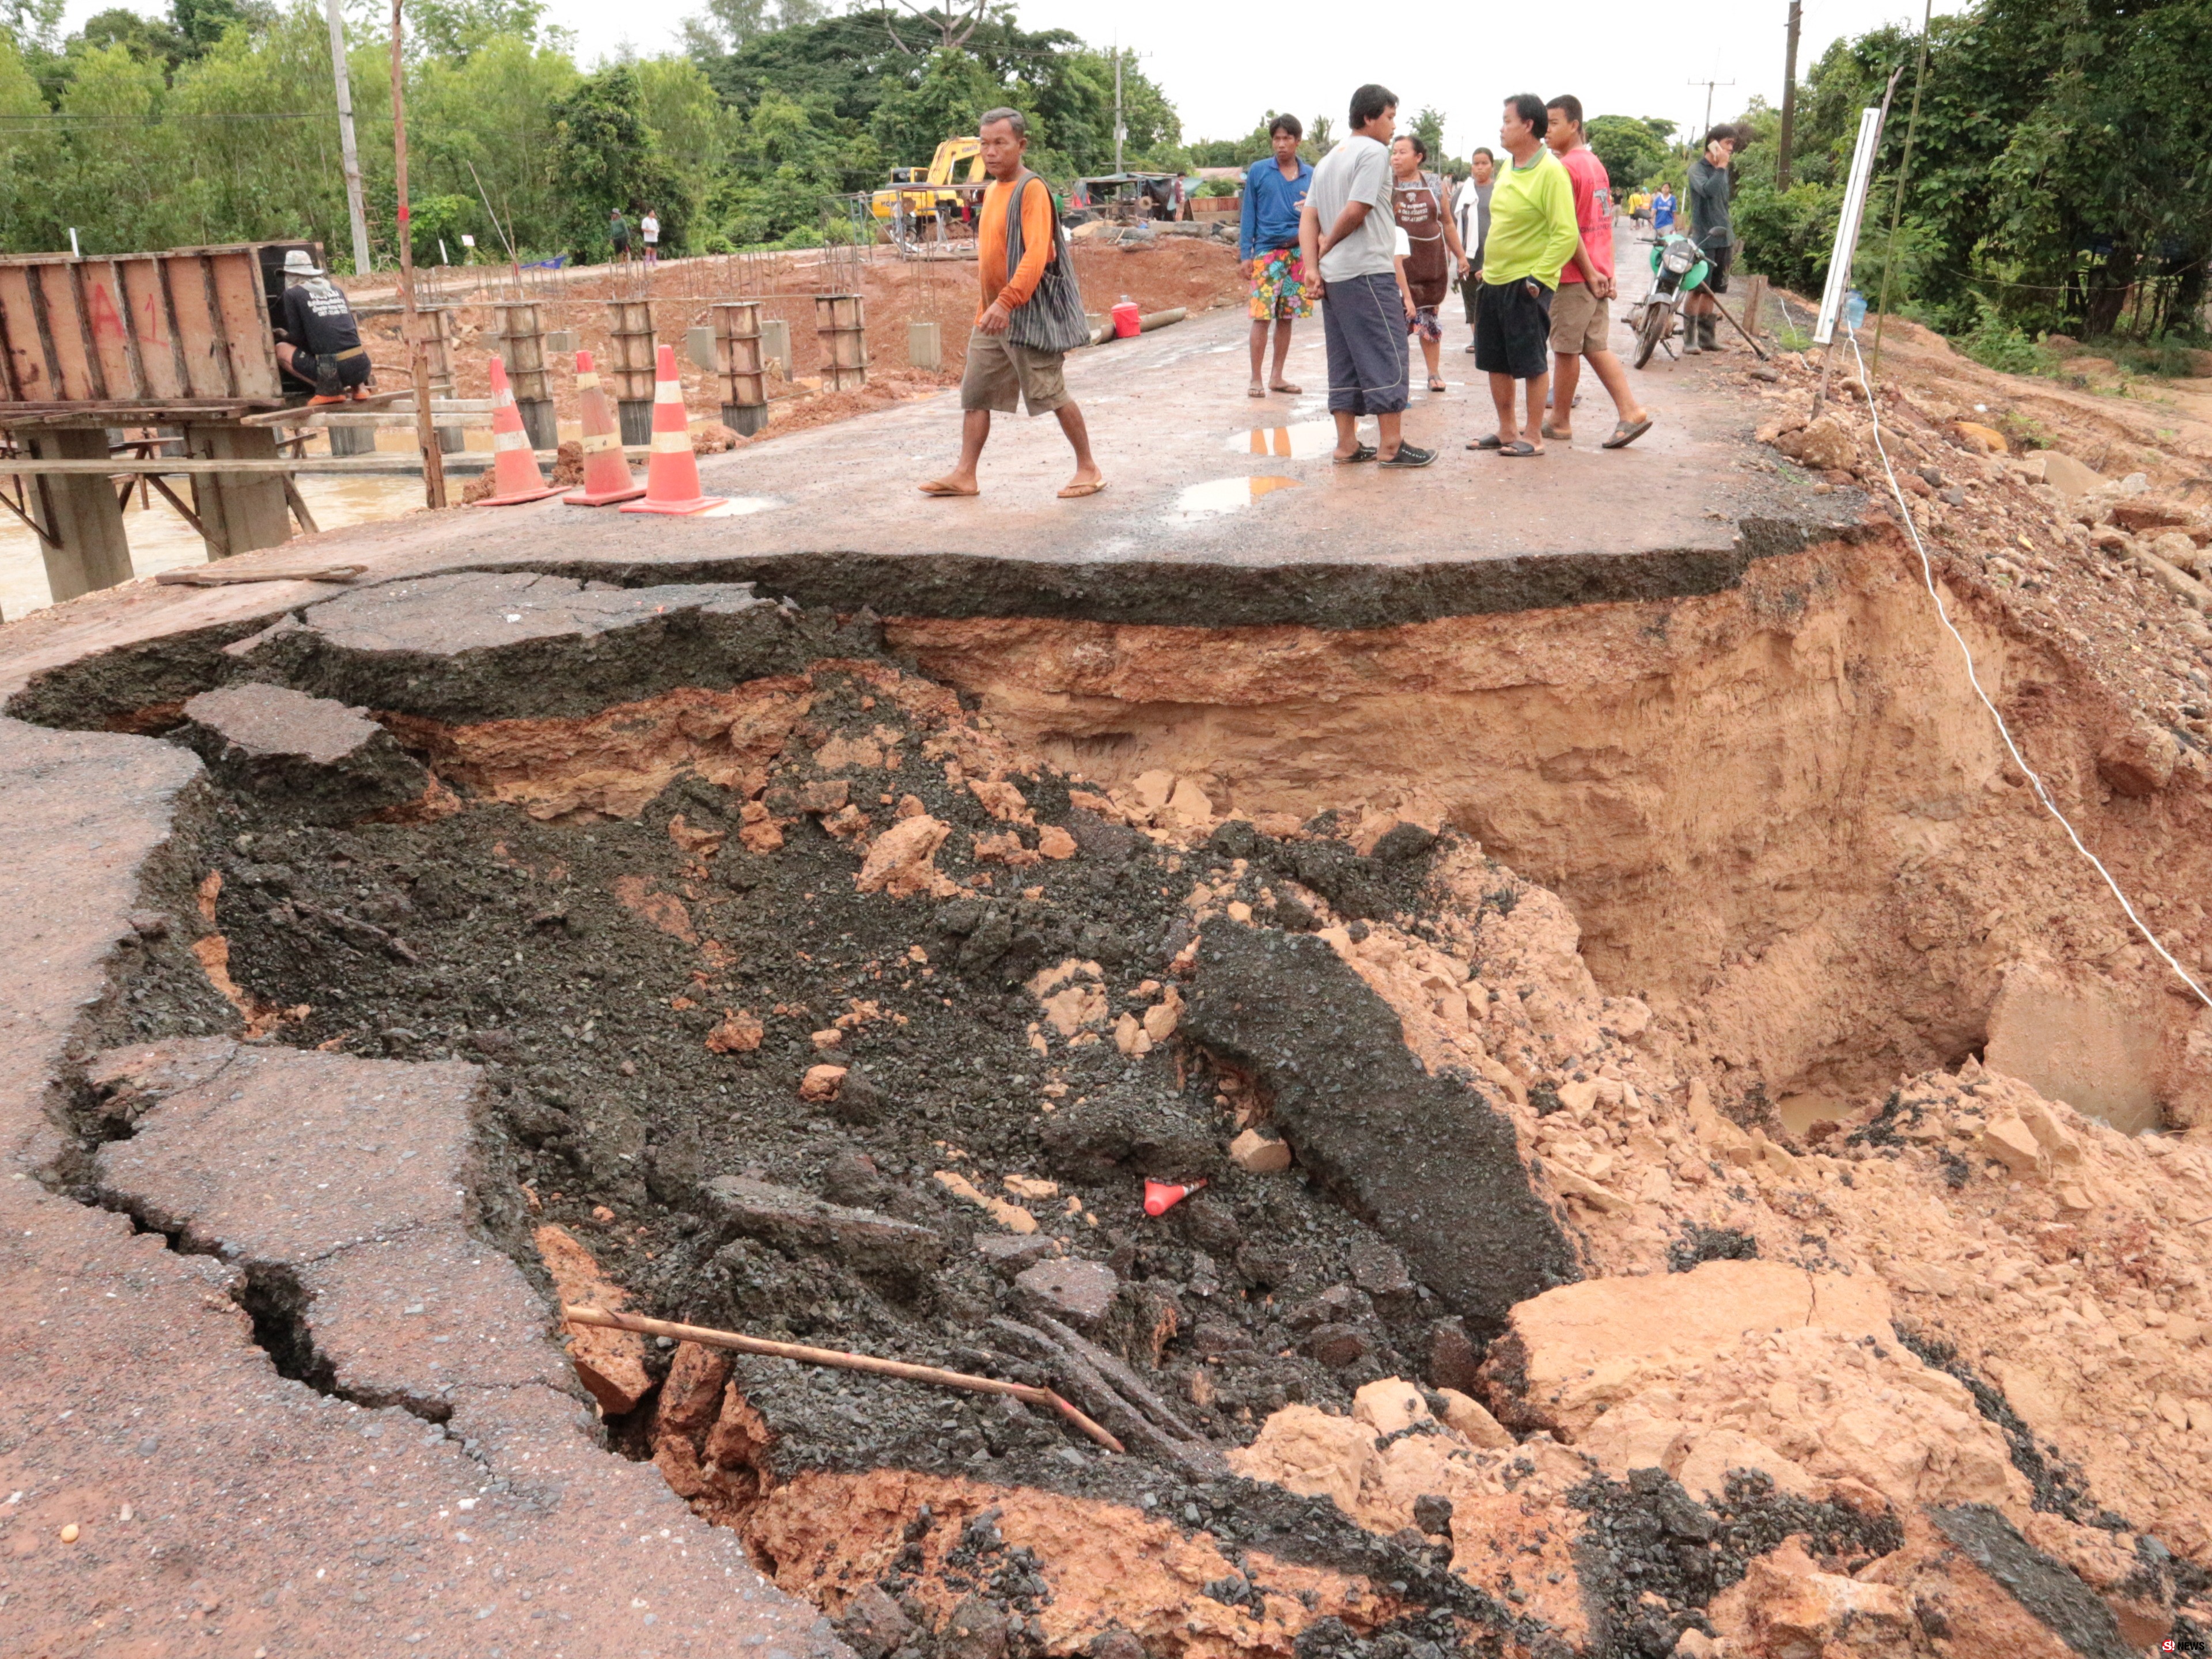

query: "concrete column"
xmin=183 ymin=423 xmax=291 ymax=561
xmin=327 ymin=422 xmax=377 ymax=457
xmin=494 ymin=301 xmax=558 ymax=452
xmin=814 ymin=294 xmax=867 ymax=393
xmin=423 ymin=307 xmax=464 ymax=454
xmin=20 ymin=428 xmax=134 ymax=602
xmin=607 ymin=300 xmax=658 ymax=448
xmin=712 ymin=301 xmax=768 ymax=438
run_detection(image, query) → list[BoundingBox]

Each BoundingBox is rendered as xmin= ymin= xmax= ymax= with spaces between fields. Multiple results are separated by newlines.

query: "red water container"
xmin=1111 ymin=299 xmax=1141 ymax=339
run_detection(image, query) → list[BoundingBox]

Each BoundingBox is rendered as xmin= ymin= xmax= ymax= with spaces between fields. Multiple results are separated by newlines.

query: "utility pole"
xmin=1777 ymin=0 xmax=1801 ymax=189
xmin=389 ymin=0 xmax=445 ymax=509
xmin=1687 ymin=75 xmax=1735 ymax=140
xmin=1112 ymin=41 xmax=1124 ymax=175
xmin=325 ymin=0 xmax=371 ymax=276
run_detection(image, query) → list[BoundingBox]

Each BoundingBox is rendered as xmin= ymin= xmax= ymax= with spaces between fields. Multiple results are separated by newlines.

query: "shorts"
xmin=1320 ymin=270 xmax=1409 ymax=416
xmin=1249 ymin=247 xmax=1312 ymax=322
xmin=283 ymin=347 xmax=370 ymax=397
xmin=1473 ymin=278 xmax=1553 ymax=381
xmin=1407 ymin=304 xmax=1442 ymax=343
xmin=1548 ymin=282 xmax=1611 ymax=355
xmin=1703 ymin=243 xmax=1732 ymax=294
xmin=960 ymin=328 xmax=1068 ymax=415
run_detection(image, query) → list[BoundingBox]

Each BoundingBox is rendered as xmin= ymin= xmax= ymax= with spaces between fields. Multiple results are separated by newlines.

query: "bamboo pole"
xmin=389 ymin=0 xmax=446 ymax=510
xmin=560 ymin=1304 xmax=1126 ymax=1454
xmin=1870 ymin=0 xmax=1934 ymax=378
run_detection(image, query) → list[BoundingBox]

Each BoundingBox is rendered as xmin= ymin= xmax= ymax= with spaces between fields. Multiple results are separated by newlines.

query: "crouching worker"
xmin=275 ymin=248 xmax=373 ymax=405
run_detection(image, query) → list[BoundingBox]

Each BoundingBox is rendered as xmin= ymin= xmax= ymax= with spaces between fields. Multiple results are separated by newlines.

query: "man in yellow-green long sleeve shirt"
xmin=1471 ymin=93 xmax=1582 ymax=457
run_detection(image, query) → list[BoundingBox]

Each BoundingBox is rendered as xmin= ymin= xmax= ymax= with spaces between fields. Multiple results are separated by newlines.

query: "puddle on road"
xmin=1225 ymin=420 xmax=1339 ymax=460
xmin=1171 ymin=476 xmax=1302 ymax=518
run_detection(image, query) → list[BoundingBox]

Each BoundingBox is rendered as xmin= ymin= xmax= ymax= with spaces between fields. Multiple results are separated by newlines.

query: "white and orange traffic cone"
xmin=621 ymin=343 xmax=724 ymax=517
xmin=1143 ymin=1178 xmax=1207 ymax=1217
xmin=562 ymin=349 xmax=646 ymax=507
xmin=474 ymin=357 xmax=556 ymax=506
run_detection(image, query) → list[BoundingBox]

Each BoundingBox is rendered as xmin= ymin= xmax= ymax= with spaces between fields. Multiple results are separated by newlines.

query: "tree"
xmin=550 ymin=62 xmax=681 ymax=259
xmin=876 ymin=0 xmax=985 ymax=54
xmin=1408 ymin=105 xmax=1444 ymax=166
xmin=407 ymin=0 xmax=552 ymax=62
xmin=1732 ymin=0 xmax=2211 ymax=338
xmin=679 ymin=0 xmax=823 ymax=56
xmin=1586 ymin=115 xmax=1672 ymax=191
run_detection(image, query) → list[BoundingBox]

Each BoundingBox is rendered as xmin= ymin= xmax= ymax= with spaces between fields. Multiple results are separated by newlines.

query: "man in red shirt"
xmin=1541 ymin=96 xmax=1652 ymax=450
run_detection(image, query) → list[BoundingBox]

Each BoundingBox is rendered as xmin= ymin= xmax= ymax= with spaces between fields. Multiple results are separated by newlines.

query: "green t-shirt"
xmin=1480 ymin=148 xmax=1581 ymax=291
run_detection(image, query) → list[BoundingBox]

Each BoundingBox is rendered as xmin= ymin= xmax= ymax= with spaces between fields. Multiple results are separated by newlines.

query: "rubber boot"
xmin=1699 ymin=313 xmax=1722 ymax=352
xmin=1680 ymin=309 xmax=1702 ymax=354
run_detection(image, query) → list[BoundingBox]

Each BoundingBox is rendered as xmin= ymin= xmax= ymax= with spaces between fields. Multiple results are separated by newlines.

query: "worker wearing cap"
xmin=274 ymin=249 xmax=373 ymax=405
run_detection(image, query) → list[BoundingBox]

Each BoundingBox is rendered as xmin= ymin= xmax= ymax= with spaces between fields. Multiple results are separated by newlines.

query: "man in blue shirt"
xmin=1240 ymin=114 xmax=1315 ymax=397
xmin=1652 ymin=186 xmax=1676 ymax=234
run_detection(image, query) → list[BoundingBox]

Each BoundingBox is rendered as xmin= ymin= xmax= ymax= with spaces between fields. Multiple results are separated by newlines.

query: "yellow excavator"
xmin=869 ymin=136 xmax=987 ymax=232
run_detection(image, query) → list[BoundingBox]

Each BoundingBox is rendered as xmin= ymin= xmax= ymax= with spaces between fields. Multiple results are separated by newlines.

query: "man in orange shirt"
xmin=920 ymin=108 xmax=1104 ymax=499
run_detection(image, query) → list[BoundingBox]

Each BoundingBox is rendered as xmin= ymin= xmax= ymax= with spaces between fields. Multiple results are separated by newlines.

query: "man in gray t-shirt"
xmin=1298 ymin=83 xmax=1430 ymax=467
xmin=1308 ymin=130 xmax=1396 ymax=283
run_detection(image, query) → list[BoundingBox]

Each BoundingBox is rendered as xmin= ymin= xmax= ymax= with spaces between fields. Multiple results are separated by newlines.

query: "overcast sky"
xmin=58 ymin=0 xmax=1963 ymax=157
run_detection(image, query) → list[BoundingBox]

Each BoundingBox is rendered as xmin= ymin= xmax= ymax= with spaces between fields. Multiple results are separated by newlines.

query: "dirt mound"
xmin=346 ymin=238 xmax=1241 ymax=442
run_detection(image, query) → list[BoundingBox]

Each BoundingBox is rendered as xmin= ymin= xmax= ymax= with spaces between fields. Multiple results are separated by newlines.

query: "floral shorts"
xmin=1407 ymin=304 xmax=1443 ymax=342
xmin=1249 ymin=247 xmax=1313 ymax=321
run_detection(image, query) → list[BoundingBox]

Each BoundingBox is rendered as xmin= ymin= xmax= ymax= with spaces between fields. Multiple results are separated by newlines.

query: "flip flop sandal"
xmin=1248 ymin=384 xmax=1267 ymax=398
xmin=1602 ymin=418 xmax=1654 ymax=450
xmin=1497 ymin=441 xmax=1543 ymax=457
xmin=918 ymin=481 xmax=980 ymax=497
xmin=1467 ymin=435 xmax=1506 ymax=450
xmin=1378 ymin=444 xmax=1437 ymax=468
xmin=1269 ymin=382 xmax=1303 ymax=394
xmin=1058 ymin=479 xmax=1108 ymax=499
xmin=1540 ymin=421 xmax=1569 ymax=442
xmin=1333 ymin=444 xmax=1378 ymax=464
xmin=1427 ymin=377 xmax=1448 ymax=392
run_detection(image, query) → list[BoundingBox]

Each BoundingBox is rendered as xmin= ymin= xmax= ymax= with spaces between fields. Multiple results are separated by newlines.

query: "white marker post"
xmin=1815 ymin=107 xmax=1885 ymax=347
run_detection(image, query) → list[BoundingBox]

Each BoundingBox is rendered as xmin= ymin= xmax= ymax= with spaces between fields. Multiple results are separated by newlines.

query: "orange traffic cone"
xmin=621 ymin=343 xmax=724 ymax=517
xmin=474 ymin=357 xmax=556 ymax=506
xmin=562 ymin=349 xmax=645 ymax=507
xmin=1143 ymin=1178 xmax=1207 ymax=1217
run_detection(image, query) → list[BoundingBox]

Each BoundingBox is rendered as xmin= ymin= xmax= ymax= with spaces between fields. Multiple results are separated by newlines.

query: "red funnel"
xmin=1143 ymin=1178 xmax=1206 ymax=1217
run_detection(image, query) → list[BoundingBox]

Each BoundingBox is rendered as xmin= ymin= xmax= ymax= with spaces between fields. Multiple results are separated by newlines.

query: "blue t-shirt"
xmin=1240 ymin=156 xmax=1313 ymax=261
xmin=1652 ymin=191 xmax=1675 ymax=232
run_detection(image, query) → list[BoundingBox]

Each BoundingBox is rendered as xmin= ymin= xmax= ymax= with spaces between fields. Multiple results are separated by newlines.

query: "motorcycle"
xmin=1629 ymin=232 xmax=1707 ymax=368
xmin=1628 ymin=231 xmax=1770 ymax=367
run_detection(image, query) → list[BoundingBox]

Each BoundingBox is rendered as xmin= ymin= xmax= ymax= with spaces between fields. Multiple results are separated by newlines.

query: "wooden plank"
xmin=104 ymin=260 xmax=151 ymax=402
xmin=23 ymin=267 xmax=77 ymax=403
xmin=210 ymin=251 xmax=279 ymax=397
xmin=121 ymin=258 xmax=187 ymax=400
xmin=156 ymin=562 xmax=366 ymax=587
xmin=0 ymin=453 xmax=517 ymax=476
xmin=0 ymin=266 xmax=43 ymax=400
xmin=0 ymin=401 xmax=272 ymax=426
xmin=180 ymin=256 xmax=233 ymax=399
xmin=66 ymin=263 xmax=112 ymax=402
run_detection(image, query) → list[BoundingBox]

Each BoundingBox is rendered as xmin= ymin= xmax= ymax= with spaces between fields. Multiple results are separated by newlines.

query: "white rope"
xmin=1842 ymin=322 xmax=2212 ymax=1010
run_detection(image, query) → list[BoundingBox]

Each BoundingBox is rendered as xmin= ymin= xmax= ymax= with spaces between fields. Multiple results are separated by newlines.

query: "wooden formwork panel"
xmin=0 ymin=241 xmax=302 ymax=412
xmin=118 ymin=258 xmax=190 ymax=400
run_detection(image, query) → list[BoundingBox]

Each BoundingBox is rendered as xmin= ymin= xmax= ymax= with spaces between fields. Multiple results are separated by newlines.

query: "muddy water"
xmin=0 ymin=425 xmax=535 ymax=621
